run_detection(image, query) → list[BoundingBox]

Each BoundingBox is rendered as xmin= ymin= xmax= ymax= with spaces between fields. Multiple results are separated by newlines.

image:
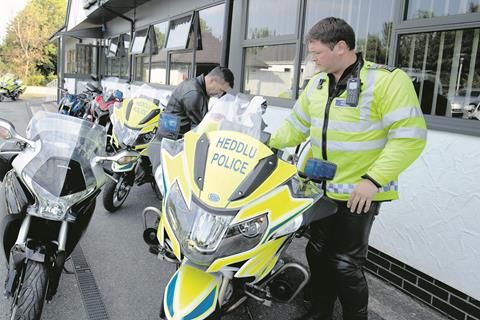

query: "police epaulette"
xmin=369 ymin=63 xmax=397 ymax=72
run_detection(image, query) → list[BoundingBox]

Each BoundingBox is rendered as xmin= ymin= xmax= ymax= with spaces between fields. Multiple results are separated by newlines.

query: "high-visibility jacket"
xmin=270 ymin=60 xmax=427 ymax=201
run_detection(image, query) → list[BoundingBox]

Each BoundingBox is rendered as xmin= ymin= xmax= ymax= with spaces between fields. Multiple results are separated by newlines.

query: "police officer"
xmin=269 ymin=17 xmax=427 ymax=320
xmin=165 ymin=66 xmax=234 ymax=135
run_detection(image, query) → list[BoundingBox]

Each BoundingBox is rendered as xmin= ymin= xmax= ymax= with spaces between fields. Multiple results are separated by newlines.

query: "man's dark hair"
xmin=305 ymin=17 xmax=356 ymax=50
xmin=207 ymin=66 xmax=234 ymax=88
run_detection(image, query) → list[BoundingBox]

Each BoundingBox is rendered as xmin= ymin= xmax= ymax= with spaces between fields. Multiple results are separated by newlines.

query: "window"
xmin=76 ymin=44 xmax=97 ymax=75
xmin=65 ymin=49 xmax=75 ymax=74
xmin=246 ymin=0 xmax=297 ymax=39
xmin=151 ymin=21 xmax=169 ymax=84
xmin=299 ymin=0 xmax=395 ymax=88
xmin=195 ymin=4 xmax=225 ymax=75
xmin=105 ymin=34 xmax=130 ymax=79
xmin=242 ymin=0 xmax=300 ymax=99
xmin=169 ymin=52 xmax=193 ymax=86
xmin=166 ymin=15 xmax=193 ymax=50
xmin=397 ymin=28 xmax=480 ymax=120
xmin=64 ymin=44 xmax=97 ymax=76
xmin=131 ymin=28 xmax=149 ymax=54
xmin=405 ymin=0 xmax=480 ymax=20
xmin=134 ymin=56 xmax=149 ymax=82
xmin=244 ymin=44 xmax=296 ymax=98
xmin=108 ymin=37 xmax=119 ymax=57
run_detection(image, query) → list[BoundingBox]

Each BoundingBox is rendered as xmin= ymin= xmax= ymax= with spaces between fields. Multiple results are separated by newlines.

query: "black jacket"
xmin=165 ymin=75 xmax=209 ymax=134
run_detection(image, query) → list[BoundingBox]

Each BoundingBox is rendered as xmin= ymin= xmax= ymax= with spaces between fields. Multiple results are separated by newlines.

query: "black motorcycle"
xmin=0 ymin=112 xmax=138 ymax=320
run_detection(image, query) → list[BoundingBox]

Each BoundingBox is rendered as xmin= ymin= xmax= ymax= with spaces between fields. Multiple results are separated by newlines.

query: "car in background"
xmin=449 ymin=88 xmax=480 ymax=118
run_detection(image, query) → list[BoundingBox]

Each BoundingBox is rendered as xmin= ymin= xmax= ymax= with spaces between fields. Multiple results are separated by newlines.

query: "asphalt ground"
xmin=0 ymin=98 xmax=448 ymax=320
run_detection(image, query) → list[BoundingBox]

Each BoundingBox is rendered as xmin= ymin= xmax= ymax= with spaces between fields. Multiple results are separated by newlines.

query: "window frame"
xmin=130 ymin=27 xmax=150 ymax=55
xmin=239 ymin=0 xmax=305 ymax=102
xmin=391 ymin=7 xmax=480 ymax=135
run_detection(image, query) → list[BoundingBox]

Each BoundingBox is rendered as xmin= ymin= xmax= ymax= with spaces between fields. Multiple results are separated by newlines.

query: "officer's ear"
xmin=334 ymin=40 xmax=349 ymax=55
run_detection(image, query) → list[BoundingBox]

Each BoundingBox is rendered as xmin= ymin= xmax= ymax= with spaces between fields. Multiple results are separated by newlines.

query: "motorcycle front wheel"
xmin=103 ymin=172 xmax=132 ymax=212
xmin=10 ymin=260 xmax=48 ymax=320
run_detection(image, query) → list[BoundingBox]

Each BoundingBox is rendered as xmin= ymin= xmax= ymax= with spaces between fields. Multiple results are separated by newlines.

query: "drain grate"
xmin=71 ymin=245 xmax=110 ymax=320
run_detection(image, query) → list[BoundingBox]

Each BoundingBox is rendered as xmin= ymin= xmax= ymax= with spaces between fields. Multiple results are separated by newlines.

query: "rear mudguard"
xmin=164 ymin=261 xmax=222 ymax=320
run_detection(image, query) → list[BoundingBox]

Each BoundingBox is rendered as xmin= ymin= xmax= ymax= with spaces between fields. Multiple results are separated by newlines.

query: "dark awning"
xmin=85 ymin=0 xmax=151 ymax=25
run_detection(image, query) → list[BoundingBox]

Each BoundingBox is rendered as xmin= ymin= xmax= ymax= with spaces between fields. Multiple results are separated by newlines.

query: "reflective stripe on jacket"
xmin=270 ymin=61 xmax=427 ymax=201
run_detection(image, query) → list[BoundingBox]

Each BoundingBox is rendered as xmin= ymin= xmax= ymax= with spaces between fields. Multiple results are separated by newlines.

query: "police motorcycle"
xmin=0 ymin=74 xmax=27 ymax=102
xmin=143 ymin=94 xmax=338 ymax=319
xmin=0 ymin=112 xmax=138 ymax=320
xmin=102 ymin=84 xmax=166 ymax=212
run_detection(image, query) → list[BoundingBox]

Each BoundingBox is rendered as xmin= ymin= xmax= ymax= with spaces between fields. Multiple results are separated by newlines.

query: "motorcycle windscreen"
xmin=21 ymin=111 xmax=106 ymax=199
xmin=186 ymin=94 xmax=275 ymax=208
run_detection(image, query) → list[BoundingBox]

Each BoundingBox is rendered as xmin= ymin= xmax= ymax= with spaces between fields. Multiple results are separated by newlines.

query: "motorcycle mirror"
xmin=0 ymin=118 xmax=34 ymax=146
xmin=94 ymin=150 xmax=140 ymax=165
xmin=0 ymin=119 xmax=14 ymax=140
xmin=300 ymin=158 xmax=337 ymax=182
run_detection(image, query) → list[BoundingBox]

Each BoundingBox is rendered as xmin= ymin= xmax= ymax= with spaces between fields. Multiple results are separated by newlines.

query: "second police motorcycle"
xmin=102 ymin=84 xmax=167 ymax=212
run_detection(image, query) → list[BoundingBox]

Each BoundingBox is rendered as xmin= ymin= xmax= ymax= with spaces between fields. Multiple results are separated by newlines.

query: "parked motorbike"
xmin=58 ymin=77 xmax=102 ymax=118
xmin=85 ymin=89 xmax=123 ymax=153
xmin=0 ymin=74 xmax=27 ymax=101
xmin=0 ymin=112 xmax=139 ymax=320
xmin=143 ymin=94 xmax=338 ymax=319
xmin=102 ymin=84 xmax=166 ymax=212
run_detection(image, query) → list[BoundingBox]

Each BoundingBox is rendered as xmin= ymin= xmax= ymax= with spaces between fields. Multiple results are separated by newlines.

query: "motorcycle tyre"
xmin=10 ymin=260 xmax=48 ymax=320
xmin=103 ymin=173 xmax=131 ymax=212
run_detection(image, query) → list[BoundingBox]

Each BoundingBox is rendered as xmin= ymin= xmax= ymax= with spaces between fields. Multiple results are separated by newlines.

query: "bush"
xmin=26 ymin=74 xmax=46 ymax=86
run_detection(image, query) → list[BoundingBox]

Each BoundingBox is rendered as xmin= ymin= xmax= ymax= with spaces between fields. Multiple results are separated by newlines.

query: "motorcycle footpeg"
xmin=245 ymin=283 xmax=272 ymax=307
xmin=148 ymin=245 xmax=160 ymax=255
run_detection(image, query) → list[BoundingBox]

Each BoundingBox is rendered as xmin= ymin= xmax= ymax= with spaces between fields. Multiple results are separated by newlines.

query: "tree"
xmin=0 ymin=0 xmax=66 ymax=85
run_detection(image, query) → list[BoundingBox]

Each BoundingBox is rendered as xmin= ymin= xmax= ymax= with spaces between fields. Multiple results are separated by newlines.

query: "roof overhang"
xmin=83 ymin=0 xmax=150 ymax=25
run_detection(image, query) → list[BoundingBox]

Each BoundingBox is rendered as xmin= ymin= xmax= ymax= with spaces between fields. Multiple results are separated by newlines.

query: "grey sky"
xmin=0 ymin=0 xmax=28 ymax=43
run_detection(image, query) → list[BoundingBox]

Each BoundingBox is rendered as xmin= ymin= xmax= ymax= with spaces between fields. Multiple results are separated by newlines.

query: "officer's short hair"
xmin=305 ymin=17 xmax=356 ymax=50
xmin=207 ymin=66 xmax=234 ymax=88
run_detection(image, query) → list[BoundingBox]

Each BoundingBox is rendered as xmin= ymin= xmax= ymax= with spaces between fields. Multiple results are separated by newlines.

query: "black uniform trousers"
xmin=305 ymin=200 xmax=380 ymax=320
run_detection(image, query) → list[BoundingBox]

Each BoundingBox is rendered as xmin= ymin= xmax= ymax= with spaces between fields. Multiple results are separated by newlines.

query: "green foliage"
xmin=27 ymin=73 xmax=47 ymax=86
xmin=0 ymin=0 xmax=66 ymax=85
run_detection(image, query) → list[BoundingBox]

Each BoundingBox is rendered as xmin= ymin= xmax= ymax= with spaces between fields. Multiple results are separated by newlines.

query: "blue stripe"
xmin=165 ymin=272 xmax=178 ymax=317
xmin=184 ymin=287 xmax=217 ymax=320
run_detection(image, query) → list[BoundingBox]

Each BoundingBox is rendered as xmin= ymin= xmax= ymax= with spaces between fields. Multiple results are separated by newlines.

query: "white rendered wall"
xmin=371 ymin=130 xmax=480 ymax=300
xmin=263 ymin=105 xmax=480 ymax=300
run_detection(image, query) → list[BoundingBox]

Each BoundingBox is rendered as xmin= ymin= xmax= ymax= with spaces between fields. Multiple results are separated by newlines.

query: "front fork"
xmin=5 ymin=216 xmax=69 ymax=300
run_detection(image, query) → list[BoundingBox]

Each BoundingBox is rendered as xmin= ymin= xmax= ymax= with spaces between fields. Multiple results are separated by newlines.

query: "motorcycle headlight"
xmin=166 ymin=182 xmax=234 ymax=253
xmin=165 ymin=181 xmax=268 ymax=265
xmin=26 ymin=177 xmax=94 ymax=222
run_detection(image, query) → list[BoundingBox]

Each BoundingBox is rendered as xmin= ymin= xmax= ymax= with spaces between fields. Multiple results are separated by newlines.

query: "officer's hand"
xmin=347 ymin=179 xmax=379 ymax=214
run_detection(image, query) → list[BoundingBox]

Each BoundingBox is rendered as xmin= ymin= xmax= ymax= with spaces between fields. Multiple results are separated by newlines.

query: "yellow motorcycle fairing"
xmin=157 ymin=130 xmax=314 ymax=281
xmin=164 ymin=261 xmax=221 ymax=320
xmin=110 ymin=97 xmax=162 ymax=152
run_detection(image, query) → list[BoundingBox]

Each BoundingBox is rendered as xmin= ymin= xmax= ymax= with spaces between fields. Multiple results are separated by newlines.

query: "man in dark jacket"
xmin=165 ymin=66 xmax=234 ymax=134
